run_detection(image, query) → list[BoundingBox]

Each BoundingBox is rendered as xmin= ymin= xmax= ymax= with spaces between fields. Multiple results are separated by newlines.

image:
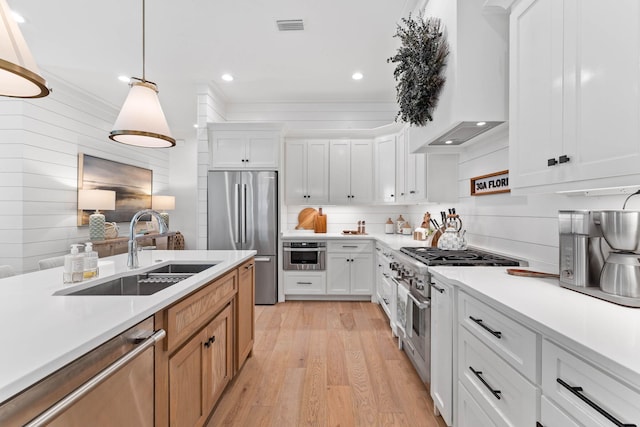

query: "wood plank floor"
xmin=206 ymin=301 xmax=448 ymax=427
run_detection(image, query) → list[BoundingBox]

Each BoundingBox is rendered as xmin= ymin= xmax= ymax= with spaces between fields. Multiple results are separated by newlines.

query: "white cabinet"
xmin=208 ymin=124 xmax=281 ymax=169
xmin=510 ymin=0 xmax=640 ymax=193
xmin=541 ymin=339 xmax=640 ymax=427
xmin=430 ymin=279 xmax=454 ymax=426
xmin=327 ymin=241 xmax=374 ymax=295
xmin=283 ymin=271 xmax=326 ymax=295
xmin=396 ymin=127 xmax=427 ymax=203
xmin=457 ymin=382 xmax=498 ymax=427
xmin=329 ymin=140 xmax=374 ymax=204
xmin=540 ymin=396 xmax=581 ymax=427
xmin=284 ymin=140 xmax=329 ymax=205
xmin=374 ymin=135 xmax=396 ymax=203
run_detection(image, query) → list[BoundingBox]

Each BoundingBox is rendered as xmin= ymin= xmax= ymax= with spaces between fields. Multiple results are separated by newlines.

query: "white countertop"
xmin=430 ymin=266 xmax=640 ymax=385
xmin=281 ymin=231 xmax=432 ymax=251
xmin=0 ymin=249 xmax=255 ymax=403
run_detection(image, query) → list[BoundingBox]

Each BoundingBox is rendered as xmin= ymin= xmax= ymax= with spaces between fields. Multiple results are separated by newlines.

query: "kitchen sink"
xmin=59 ymin=263 xmax=217 ymax=296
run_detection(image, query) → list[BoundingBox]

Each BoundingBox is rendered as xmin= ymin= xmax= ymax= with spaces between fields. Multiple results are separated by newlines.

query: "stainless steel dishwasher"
xmin=0 ymin=317 xmax=165 ymax=427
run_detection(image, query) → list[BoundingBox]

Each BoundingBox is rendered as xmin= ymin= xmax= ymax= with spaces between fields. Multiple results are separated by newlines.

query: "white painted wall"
xmin=0 ymin=76 xmax=171 ymax=273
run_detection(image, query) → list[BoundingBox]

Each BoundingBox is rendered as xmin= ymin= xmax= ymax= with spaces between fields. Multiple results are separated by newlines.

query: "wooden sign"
xmin=470 ymin=170 xmax=510 ymax=196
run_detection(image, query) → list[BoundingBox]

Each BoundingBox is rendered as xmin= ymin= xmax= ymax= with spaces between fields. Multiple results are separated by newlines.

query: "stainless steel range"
xmin=390 ymin=246 xmax=521 ymax=384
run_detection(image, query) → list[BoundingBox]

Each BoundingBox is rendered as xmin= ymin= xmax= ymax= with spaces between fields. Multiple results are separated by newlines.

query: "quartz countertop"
xmin=0 ymin=249 xmax=255 ymax=403
xmin=430 ymin=266 xmax=640 ymax=386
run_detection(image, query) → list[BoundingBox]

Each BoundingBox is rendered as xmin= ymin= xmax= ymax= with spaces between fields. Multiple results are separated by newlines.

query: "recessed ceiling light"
xmin=476 ymin=121 xmax=487 ymax=126
xmin=444 ymin=140 xmax=454 ymax=145
xmin=221 ymin=74 xmax=234 ymax=82
xmin=193 ymin=124 xmax=198 ymax=128
xmin=352 ymin=72 xmax=363 ymax=80
xmin=118 ymin=75 xmax=130 ymax=83
xmin=11 ymin=11 xmax=25 ymax=24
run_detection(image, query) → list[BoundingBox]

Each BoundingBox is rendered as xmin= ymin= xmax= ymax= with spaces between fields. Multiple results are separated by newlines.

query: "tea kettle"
xmin=437 ymin=213 xmax=466 ymax=250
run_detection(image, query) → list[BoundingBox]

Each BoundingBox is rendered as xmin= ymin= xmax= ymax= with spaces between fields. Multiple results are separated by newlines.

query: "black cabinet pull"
xmin=430 ymin=283 xmax=445 ymax=293
xmin=204 ymin=341 xmax=210 ymax=348
xmin=409 ymin=190 xmax=416 ymax=194
xmin=559 ymin=154 xmax=570 ymax=164
xmin=556 ymin=378 xmax=636 ymax=427
xmin=536 ymin=423 xmax=544 ymax=427
xmin=209 ymin=336 xmax=216 ymax=344
xmin=469 ymin=366 xmax=501 ymax=400
xmin=390 ymin=194 xmax=394 ymax=198
xmin=469 ymin=316 xmax=502 ymax=339
xmin=548 ymin=158 xmax=558 ymax=166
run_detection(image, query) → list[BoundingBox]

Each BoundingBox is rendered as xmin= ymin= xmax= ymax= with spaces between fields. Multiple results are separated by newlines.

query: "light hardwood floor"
xmin=207 ymin=301 xmax=448 ymax=427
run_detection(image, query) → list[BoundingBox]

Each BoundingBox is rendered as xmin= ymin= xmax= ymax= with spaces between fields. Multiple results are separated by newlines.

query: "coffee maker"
xmin=558 ymin=210 xmax=640 ymax=307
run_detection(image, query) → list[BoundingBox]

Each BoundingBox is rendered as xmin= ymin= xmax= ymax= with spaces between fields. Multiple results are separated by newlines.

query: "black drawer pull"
xmin=557 ymin=378 xmax=636 ymax=427
xmin=469 ymin=316 xmax=502 ymax=339
xmin=559 ymin=154 xmax=570 ymax=164
xmin=548 ymin=158 xmax=558 ymax=166
xmin=469 ymin=366 xmax=501 ymax=400
xmin=430 ymin=283 xmax=445 ymax=293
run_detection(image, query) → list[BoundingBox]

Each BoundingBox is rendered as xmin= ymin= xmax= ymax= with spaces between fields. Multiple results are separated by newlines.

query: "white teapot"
xmin=437 ymin=226 xmax=467 ymax=250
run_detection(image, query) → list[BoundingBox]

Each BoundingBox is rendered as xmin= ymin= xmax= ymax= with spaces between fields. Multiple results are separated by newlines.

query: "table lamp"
xmin=78 ymin=189 xmax=116 ymax=240
xmin=152 ymin=195 xmax=175 ymax=229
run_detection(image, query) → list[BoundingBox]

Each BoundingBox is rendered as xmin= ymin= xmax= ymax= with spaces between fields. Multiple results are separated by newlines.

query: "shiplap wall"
xmin=0 ymin=76 xmax=170 ymax=273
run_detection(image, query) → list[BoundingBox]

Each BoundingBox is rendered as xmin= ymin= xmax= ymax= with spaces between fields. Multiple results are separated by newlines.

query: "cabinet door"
xmin=246 ymin=133 xmax=279 ymax=168
xmin=327 ymin=253 xmax=350 ymax=294
xmin=395 ymin=130 xmax=406 ymax=203
xmin=406 ymin=151 xmax=426 ymax=202
xmin=564 ymin=0 xmax=640 ymax=183
xmin=350 ymin=253 xmax=373 ymax=295
xmin=457 ymin=383 xmax=497 ymax=427
xmin=430 ymin=279 xmax=453 ymax=426
xmin=203 ymin=304 xmax=233 ymax=412
xmin=509 ymin=0 xmax=565 ymax=189
xmin=285 ymin=141 xmax=308 ymax=204
xmin=169 ymin=330 xmax=207 ymax=427
xmin=236 ymin=260 xmax=255 ymax=370
xmin=376 ymin=136 xmax=397 ymax=203
xmin=211 ymin=133 xmax=247 ymax=168
xmin=329 ymin=140 xmax=352 ymax=203
xmin=306 ymin=140 xmax=329 ymax=204
xmin=349 ymin=140 xmax=373 ymax=204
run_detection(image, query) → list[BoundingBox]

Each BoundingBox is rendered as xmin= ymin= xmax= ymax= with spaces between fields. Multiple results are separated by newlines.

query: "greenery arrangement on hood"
xmin=388 ymin=14 xmax=449 ymax=126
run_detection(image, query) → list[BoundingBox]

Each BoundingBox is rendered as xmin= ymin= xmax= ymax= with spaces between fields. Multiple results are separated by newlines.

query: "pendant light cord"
xmin=142 ymin=0 xmax=146 ymax=82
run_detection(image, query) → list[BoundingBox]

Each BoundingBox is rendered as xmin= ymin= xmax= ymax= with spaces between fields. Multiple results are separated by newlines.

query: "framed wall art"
xmin=77 ymin=153 xmax=152 ymax=225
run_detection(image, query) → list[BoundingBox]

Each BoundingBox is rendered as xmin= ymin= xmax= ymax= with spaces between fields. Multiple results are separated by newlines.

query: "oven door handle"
xmin=408 ymin=292 xmax=430 ymax=309
xmin=283 ymin=247 xmax=326 ymax=252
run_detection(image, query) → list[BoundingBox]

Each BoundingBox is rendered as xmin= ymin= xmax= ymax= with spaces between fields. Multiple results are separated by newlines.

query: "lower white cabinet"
xmin=327 ymin=241 xmax=374 ymax=295
xmin=430 ymin=278 xmax=454 ymax=426
xmin=283 ymin=272 xmax=326 ymax=295
xmin=541 ymin=339 xmax=640 ymax=427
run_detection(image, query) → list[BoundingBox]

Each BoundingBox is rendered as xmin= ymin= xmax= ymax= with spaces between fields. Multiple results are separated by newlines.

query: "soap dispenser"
xmin=63 ymin=244 xmax=84 ymax=284
xmin=83 ymin=242 xmax=99 ymax=279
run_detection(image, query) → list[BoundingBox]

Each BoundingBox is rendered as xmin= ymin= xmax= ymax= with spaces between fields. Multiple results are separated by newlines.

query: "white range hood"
xmin=408 ymin=0 xmax=509 ymax=152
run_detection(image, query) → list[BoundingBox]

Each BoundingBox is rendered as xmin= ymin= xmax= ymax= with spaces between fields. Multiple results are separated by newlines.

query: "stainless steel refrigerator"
xmin=207 ymin=171 xmax=278 ymax=304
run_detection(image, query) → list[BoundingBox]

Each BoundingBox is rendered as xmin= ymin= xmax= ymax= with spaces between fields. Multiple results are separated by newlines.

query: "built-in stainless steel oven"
xmin=283 ymin=241 xmax=326 ymax=271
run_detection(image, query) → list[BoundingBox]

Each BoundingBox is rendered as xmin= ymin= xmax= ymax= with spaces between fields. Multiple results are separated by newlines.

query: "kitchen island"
xmin=0 ymin=249 xmax=255 ymax=416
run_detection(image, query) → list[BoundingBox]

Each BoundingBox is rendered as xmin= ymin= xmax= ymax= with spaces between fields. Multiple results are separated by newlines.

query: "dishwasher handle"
xmin=25 ymin=329 xmax=166 ymax=427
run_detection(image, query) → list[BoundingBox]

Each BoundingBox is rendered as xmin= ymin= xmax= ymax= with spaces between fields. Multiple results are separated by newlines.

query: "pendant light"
xmin=109 ymin=0 xmax=175 ymax=148
xmin=0 ymin=0 xmax=50 ymax=98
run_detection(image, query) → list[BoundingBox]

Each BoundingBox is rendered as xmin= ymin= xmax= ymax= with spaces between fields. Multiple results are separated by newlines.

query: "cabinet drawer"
xmin=458 ymin=291 xmax=538 ymax=381
xmin=541 ymin=395 xmax=581 ymax=427
xmin=284 ymin=272 xmax=326 ymax=295
xmin=327 ymin=240 xmax=373 ymax=253
xmin=542 ymin=339 xmax=640 ymax=427
xmin=165 ymin=270 xmax=237 ymax=352
xmin=458 ymin=327 xmax=538 ymax=427
xmin=457 ymin=382 xmax=498 ymax=427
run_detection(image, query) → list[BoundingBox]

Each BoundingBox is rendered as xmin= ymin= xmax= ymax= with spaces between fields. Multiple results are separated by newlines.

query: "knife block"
xmin=314 ymin=213 xmax=327 ymax=233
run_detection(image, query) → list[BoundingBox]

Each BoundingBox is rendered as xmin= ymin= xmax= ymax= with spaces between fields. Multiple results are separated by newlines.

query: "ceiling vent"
xmin=277 ymin=19 xmax=304 ymax=31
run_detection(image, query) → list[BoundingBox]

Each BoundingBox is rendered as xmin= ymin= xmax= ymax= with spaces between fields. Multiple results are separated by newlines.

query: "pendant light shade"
xmin=109 ymin=0 xmax=175 ymax=148
xmin=109 ymin=80 xmax=175 ymax=147
xmin=0 ymin=0 xmax=50 ymax=98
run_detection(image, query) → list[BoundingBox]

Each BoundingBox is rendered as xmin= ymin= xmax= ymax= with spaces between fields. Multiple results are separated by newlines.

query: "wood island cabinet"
xmin=155 ymin=258 xmax=255 ymax=427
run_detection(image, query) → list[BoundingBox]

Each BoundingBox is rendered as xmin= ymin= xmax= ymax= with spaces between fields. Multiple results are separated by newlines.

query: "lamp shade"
xmin=0 ymin=0 xmax=49 ymax=98
xmin=78 ymin=189 xmax=116 ymax=211
xmin=109 ymin=80 xmax=175 ymax=148
xmin=152 ymin=195 xmax=175 ymax=211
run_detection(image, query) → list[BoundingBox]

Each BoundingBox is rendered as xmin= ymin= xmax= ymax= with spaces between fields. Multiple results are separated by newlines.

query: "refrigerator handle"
xmin=241 ymin=183 xmax=247 ymax=244
xmin=234 ymin=183 xmax=241 ymax=244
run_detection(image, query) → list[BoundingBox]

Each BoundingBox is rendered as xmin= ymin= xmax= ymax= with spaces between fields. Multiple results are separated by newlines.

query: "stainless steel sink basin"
xmin=61 ymin=263 xmax=217 ymax=296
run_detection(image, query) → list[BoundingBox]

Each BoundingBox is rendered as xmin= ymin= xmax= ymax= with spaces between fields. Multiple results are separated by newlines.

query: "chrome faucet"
xmin=128 ymin=209 xmax=169 ymax=268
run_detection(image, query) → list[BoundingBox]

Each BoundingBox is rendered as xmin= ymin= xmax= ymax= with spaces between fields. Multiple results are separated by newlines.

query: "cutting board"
xmin=296 ymin=208 xmax=318 ymax=230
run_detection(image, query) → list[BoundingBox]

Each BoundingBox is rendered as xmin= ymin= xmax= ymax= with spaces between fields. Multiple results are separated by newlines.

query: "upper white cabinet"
xmin=284 ymin=139 xmax=329 ymax=205
xmin=397 ymin=127 xmax=427 ymax=203
xmin=329 ymin=140 xmax=374 ymax=204
xmin=510 ymin=0 xmax=640 ymax=193
xmin=374 ymin=135 xmax=397 ymax=203
xmin=208 ymin=123 xmax=282 ymax=169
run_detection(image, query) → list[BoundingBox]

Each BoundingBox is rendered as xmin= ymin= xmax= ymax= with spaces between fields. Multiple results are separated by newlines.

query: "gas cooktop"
xmin=400 ymin=247 xmax=521 ymax=267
